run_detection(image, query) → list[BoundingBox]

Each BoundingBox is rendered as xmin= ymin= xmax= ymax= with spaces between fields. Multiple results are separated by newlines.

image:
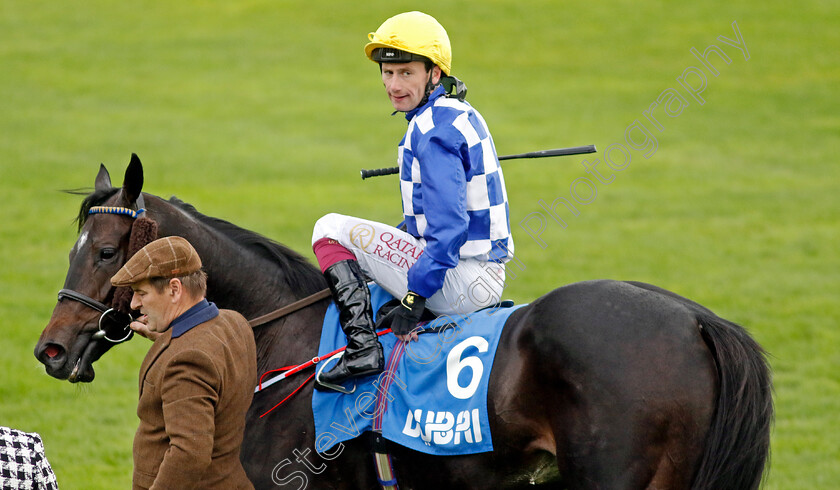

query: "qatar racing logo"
xmin=348 ymin=222 xmax=376 ymax=252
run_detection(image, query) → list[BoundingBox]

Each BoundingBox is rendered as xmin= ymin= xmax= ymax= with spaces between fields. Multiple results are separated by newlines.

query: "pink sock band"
xmin=313 ymin=238 xmax=356 ymax=273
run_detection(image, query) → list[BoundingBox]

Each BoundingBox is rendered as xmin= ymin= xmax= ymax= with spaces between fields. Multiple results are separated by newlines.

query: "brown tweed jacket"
xmin=133 ymin=309 xmax=257 ymax=490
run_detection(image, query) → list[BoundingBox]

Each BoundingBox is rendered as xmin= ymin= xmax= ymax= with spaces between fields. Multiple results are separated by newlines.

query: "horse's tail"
xmin=691 ymin=312 xmax=773 ymax=490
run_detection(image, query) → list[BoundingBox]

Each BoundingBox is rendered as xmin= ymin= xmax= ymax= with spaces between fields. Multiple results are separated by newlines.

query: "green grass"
xmin=1 ymin=0 xmax=838 ymax=488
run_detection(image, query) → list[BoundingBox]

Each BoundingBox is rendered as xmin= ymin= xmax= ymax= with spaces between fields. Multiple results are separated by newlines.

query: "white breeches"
xmin=312 ymin=213 xmax=506 ymax=316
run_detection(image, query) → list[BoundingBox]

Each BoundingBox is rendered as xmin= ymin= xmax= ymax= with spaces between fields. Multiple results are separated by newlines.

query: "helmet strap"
xmin=417 ymin=67 xmax=442 ymax=108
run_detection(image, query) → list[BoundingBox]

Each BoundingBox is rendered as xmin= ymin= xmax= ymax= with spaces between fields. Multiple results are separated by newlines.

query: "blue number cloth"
xmin=312 ymin=284 xmax=525 ymax=456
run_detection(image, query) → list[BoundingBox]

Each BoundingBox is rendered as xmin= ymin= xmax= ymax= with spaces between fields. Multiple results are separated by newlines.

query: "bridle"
xmin=57 ymin=193 xmax=331 ymax=343
xmin=56 ymin=196 xmax=147 ymax=345
xmin=57 ymin=288 xmax=134 ymax=343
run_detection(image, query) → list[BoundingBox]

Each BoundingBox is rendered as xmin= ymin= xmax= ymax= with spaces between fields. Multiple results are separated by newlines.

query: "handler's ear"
xmin=167 ymin=278 xmax=183 ymax=301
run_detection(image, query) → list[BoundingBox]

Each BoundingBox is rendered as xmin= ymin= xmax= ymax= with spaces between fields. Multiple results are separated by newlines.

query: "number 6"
xmin=446 ymin=336 xmax=489 ymax=399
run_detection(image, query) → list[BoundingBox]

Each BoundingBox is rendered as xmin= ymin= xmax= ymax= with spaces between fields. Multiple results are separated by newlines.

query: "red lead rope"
xmin=258 ymin=328 xmax=393 ymax=418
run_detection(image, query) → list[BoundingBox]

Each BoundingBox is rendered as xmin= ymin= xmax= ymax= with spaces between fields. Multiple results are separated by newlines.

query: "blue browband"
xmin=88 ymin=206 xmax=145 ymax=219
xmin=88 ymin=194 xmax=147 ymax=219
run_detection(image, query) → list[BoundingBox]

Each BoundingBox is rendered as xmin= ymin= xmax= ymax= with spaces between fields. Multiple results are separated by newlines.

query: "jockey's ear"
xmin=431 ymin=65 xmax=442 ymax=86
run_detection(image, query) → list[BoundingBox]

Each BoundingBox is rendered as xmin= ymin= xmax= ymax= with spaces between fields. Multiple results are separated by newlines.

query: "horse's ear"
xmin=122 ymin=153 xmax=144 ymax=205
xmin=95 ymin=164 xmax=112 ymax=191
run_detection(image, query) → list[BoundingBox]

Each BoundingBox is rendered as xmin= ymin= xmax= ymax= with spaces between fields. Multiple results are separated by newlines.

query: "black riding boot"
xmin=316 ymin=260 xmax=384 ymax=391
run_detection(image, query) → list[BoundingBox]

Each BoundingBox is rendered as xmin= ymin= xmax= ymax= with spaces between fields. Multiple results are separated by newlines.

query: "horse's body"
xmin=35 ymin=157 xmax=772 ymax=489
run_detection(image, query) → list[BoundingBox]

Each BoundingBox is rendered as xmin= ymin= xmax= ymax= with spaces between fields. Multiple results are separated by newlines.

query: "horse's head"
xmin=34 ymin=154 xmax=149 ymax=382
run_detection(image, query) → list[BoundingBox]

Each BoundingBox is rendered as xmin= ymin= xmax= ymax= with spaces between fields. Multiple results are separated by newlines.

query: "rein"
xmin=248 ymin=289 xmax=331 ymax=328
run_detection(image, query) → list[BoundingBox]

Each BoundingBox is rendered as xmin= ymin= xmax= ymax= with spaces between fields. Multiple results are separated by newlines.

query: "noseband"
xmin=57 ymin=288 xmax=134 ymax=343
xmin=57 ymin=196 xmax=147 ymax=344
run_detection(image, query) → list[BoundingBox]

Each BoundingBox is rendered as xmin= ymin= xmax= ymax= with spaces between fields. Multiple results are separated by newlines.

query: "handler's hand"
xmin=130 ymin=315 xmax=161 ymax=341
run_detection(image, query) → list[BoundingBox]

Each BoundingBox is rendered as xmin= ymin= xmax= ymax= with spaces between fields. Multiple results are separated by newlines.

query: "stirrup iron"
xmin=315 ymin=352 xmax=357 ymax=394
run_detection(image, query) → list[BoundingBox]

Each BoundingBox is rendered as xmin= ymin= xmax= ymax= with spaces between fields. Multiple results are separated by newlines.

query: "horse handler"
xmin=110 ymin=236 xmax=256 ymax=490
xmin=311 ymin=11 xmax=515 ymax=392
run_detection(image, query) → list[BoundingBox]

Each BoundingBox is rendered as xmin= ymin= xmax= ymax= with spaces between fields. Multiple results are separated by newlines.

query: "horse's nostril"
xmin=45 ymin=345 xmax=61 ymax=358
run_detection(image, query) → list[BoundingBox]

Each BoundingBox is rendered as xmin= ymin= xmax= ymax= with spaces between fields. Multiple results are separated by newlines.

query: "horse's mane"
xmin=70 ymin=187 xmax=327 ymax=296
xmin=167 ymin=196 xmax=327 ymax=296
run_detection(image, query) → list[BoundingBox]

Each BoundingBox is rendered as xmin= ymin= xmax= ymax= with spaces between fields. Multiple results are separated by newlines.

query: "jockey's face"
xmin=381 ymin=61 xmax=441 ymax=112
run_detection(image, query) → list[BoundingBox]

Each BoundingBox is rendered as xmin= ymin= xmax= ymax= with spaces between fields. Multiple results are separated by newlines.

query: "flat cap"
xmin=111 ymin=236 xmax=202 ymax=287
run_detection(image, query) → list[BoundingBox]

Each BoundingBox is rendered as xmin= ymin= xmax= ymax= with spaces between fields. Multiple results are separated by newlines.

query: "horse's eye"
xmin=99 ymin=248 xmax=117 ymax=261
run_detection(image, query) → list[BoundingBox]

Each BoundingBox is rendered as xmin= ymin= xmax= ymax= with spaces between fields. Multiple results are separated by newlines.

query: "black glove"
xmin=389 ymin=291 xmax=426 ymax=336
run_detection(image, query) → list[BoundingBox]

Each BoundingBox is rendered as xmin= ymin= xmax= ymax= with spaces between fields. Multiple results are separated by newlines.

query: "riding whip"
xmin=360 ymin=144 xmax=596 ymax=180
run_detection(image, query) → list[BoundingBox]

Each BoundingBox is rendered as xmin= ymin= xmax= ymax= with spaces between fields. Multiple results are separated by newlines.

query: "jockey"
xmin=312 ymin=11 xmax=514 ymax=391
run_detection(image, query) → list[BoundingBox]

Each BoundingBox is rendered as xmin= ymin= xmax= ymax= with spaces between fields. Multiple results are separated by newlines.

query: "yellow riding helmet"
xmin=364 ymin=11 xmax=452 ymax=76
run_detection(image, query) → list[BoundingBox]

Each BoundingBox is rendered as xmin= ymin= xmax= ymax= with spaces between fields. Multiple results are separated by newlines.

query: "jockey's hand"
xmin=390 ymin=291 xmax=425 ymax=342
xmin=130 ymin=315 xmax=161 ymax=341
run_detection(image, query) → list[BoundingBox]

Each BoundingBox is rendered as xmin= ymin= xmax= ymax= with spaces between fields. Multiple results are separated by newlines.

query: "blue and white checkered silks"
xmin=398 ymin=86 xmax=514 ymax=298
xmin=0 ymin=427 xmax=58 ymax=490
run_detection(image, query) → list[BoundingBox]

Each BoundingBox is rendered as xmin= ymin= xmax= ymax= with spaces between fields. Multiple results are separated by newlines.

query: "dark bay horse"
xmin=35 ymin=156 xmax=772 ymax=489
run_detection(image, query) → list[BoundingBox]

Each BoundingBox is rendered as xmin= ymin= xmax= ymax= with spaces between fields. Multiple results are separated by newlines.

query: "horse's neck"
xmin=151 ymin=199 xmax=327 ymax=370
xmin=149 ymin=198 xmax=312 ymax=315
